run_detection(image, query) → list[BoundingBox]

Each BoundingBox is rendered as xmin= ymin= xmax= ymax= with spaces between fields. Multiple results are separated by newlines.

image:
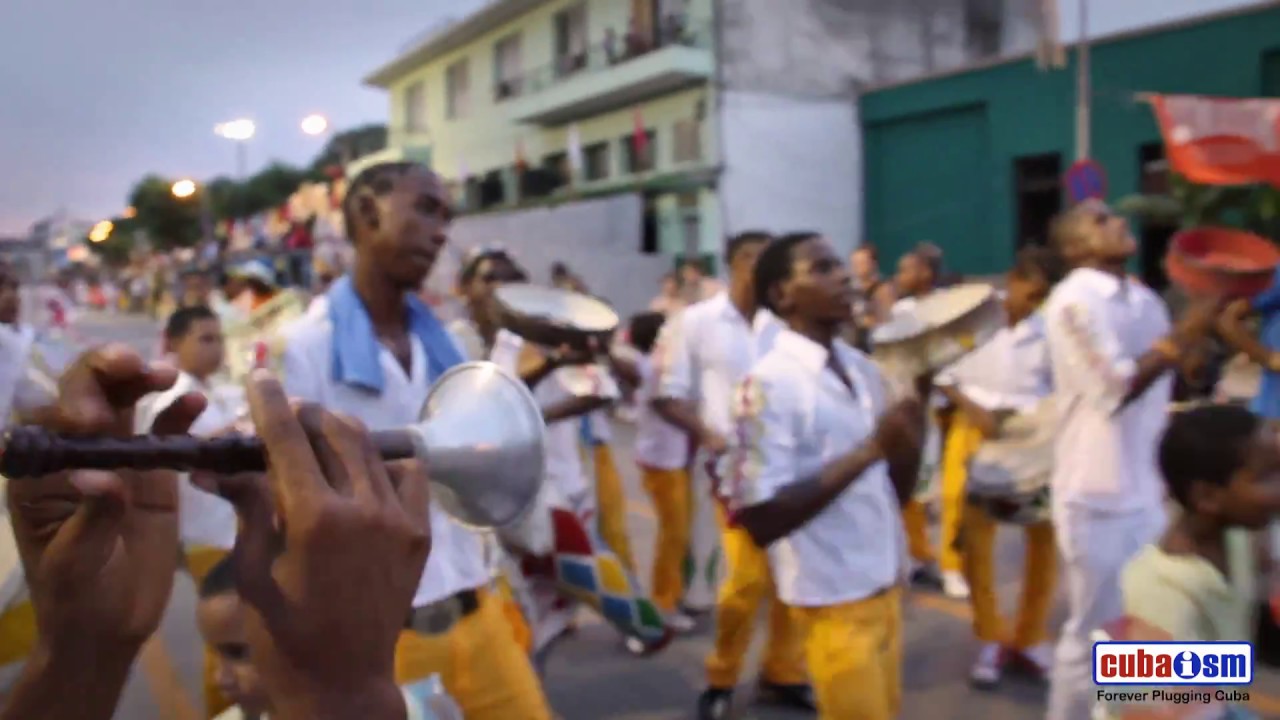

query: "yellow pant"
xmin=186 ymin=546 xmax=233 ymax=720
xmin=592 ymin=443 xmax=635 ymax=573
xmin=640 ymin=466 xmax=691 ymax=612
xmin=903 ymin=413 xmax=976 ymax=572
xmin=394 ymin=589 xmax=551 ymax=720
xmin=794 ymin=588 xmax=903 ymax=720
xmin=0 ymin=601 xmax=36 ymax=669
xmin=494 ymin=575 xmax=534 ymax=654
xmin=961 ymin=507 xmax=1057 ymax=646
xmin=705 ymin=509 xmax=806 ymax=688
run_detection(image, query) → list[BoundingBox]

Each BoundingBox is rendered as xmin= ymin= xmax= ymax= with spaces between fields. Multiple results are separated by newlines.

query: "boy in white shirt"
xmin=725 ymin=233 xmax=925 ymax=719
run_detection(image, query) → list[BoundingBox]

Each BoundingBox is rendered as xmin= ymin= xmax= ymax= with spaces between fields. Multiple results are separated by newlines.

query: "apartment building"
xmin=362 ymin=0 xmax=1033 ymax=312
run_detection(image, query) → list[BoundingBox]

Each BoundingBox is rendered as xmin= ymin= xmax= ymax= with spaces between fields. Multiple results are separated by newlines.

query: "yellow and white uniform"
xmin=634 ymin=353 xmax=692 ymax=612
xmin=727 ymin=328 xmax=905 ymax=719
xmin=583 ymin=409 xmax=634 ymax=572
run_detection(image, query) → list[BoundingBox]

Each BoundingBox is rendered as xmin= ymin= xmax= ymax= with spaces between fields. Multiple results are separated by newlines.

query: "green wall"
xmin=862 ymin=5 xmax=1280 ymax=276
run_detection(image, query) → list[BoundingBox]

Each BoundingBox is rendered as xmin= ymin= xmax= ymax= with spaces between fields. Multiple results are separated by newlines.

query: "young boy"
xmin=1105 ymin=404 xmax=1280 ymax=719
xmin=933 ymin=247 xmax=1063 ymax=688
xmin=631 ymin=311 xmax=696 ymax=631
xmin=197 ymin=558 xmax=434 ymax=720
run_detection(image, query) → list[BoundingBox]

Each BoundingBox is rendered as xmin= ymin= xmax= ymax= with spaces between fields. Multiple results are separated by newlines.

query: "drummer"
xmin=932 ymin=246 xmax=1062 ymax=688
xmin=278 ymin=161 xmax=552 ymax=719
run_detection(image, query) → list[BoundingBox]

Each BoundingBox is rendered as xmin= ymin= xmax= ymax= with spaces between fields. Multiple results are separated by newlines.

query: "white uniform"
xmin=634 ymin=355 xmax=688 ymax=472
xmin=654 ymin=293 xmax=780 ymax=606
xmin=934 ymin=314 xmax=1053 ymax=413
xmin=1042 ymin=268 xmax=1172 ymax=720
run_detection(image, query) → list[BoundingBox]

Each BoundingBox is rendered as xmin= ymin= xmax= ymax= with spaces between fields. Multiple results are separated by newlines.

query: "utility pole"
xmin=1074 ymin=0 xmax=1091 ymax=160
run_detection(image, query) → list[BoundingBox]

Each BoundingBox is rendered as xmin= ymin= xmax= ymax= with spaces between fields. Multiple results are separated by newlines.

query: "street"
xmin=76 ymin=311 xmax=1280 ymax=720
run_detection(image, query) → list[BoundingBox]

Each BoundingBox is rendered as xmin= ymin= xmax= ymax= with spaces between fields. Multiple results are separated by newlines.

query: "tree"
xmin=85 ymin=216 xmax=140 ymax=266
xmin=309 ymin=124 xmax=388 ymax=174
xmin=127 ymin=175 xmax=203 ymax=251
xmin=1117 ymin=176 xmax=1280 ymax=240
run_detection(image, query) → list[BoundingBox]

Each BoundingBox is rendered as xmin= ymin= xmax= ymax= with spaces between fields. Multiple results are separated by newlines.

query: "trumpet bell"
xmin=410 ymin=362 xmax=546 ymax=529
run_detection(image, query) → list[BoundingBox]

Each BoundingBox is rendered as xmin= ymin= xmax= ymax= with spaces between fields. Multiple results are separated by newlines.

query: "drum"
xmin=492 ymin=285 xmax=619 ymax=352
xmin=964 ymin=399 xmax=1056 ymax=525
xmin=872 ymin=284 xmax=1004 ymax=382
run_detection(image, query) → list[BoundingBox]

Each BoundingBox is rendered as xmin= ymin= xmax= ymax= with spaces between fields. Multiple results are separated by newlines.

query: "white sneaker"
xmin=667 ymin=612 xmax=697 ymax=634
xmin=969 ymin=643 xmax=1003 ymax=689
xmin=942 ymin=570 xmax=971 ymax=599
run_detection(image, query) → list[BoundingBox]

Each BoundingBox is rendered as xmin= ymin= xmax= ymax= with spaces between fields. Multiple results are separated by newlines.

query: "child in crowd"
xmin=1109 ymin=404 xmax=1280 ymax=719
xmin=197 ymin=558 xmax=444 ymax=720
xmin=630 ymin=311 xmax=697 ymax=633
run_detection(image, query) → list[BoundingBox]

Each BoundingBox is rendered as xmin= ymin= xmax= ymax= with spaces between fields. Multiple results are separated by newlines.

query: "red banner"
xmin=1149 ymin=94 xmax=1280 ymax=188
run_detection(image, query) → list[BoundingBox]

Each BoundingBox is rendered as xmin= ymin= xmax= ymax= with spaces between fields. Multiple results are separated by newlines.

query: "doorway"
xmin=1137 ymin=142 xmax=1174 ymax=291
xmin=641 ymin=194 xmax=660 ymax=254
xmin=1012 ymin=153 xmax=1063 ymax=250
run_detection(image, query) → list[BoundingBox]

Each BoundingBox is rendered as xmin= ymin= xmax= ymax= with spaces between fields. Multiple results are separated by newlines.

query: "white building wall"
xmin=718 ymin=91 xmax=861 ymax=254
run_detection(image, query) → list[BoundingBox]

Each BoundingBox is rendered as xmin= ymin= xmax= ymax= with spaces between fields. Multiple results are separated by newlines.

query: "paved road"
xmin=70 ymin=312 xmax=1280 ymax=720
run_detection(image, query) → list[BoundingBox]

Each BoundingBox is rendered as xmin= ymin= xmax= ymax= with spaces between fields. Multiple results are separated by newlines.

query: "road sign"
xmin=1065 ymin=159 xmax=1108 ymax=203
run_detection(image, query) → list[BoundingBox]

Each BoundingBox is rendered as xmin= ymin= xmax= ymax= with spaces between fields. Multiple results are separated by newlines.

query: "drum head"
xmin=494 ymin=285 xmax=618 ymax=334
xmin=872 ymin=284 xmax=996 ymax=345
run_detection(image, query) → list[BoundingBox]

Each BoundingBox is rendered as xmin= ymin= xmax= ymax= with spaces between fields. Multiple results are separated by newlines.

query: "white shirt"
xmin=281 ymin=314 xmax=490 ymax=608
xmin=136 ymin=371 xmax=240 ymax=551
xmin=1042 ymin=268 xmax=1173 ymax=514
xmin=655 ymin=292 xmax=781 ymax=437
xmin=934 ymin=314 xmax=1053 ymax=412
xmin=727 ymin=328 xmax=905 ymax=607
xmin=0 ymin=324 xmax=53 ymax=430
xmin=634 ymin=354 xmax=688 ymax=470
xmin=488 ymin=329 xmax=620 ymax=509
xmin=213 ymin=687 xmax=426 ymax=720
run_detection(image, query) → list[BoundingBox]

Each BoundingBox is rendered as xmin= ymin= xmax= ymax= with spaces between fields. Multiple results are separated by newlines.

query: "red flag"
xmin=1148 ymin=94 xmax=1280 ymax=188
xmin=632 ymin=108 xmax=649 ymax=165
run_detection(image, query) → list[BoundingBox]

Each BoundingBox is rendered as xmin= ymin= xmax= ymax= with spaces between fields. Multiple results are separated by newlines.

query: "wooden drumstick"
xmin=0 ymin=426 xmax=418 ymax=479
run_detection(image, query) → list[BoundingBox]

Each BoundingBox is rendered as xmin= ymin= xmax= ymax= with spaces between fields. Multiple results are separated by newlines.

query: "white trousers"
xmin=682 ymin=460 xmax=722 ymax=611
xmin=1047 ymin=503 xmax=1167 ymax=720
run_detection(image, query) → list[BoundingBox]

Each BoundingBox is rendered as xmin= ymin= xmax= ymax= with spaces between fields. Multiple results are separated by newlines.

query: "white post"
xmin=1074 ymin=0 xmax=1091 ymax=160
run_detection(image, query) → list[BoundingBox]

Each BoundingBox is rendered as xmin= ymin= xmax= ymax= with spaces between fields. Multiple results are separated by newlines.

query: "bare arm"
xmin=544 ymin=395 xmax=610 ymax=424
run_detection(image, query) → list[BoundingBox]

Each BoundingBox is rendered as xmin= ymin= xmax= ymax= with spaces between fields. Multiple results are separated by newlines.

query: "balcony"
xmin=506 ymin=21 xmax=713 ymax=126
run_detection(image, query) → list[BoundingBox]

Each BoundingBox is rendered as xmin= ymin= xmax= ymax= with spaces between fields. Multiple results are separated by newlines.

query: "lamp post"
xmin=214 ymin=119 xmax=256 ymax=178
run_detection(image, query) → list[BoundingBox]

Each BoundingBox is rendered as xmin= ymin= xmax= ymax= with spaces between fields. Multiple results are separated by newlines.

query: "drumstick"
xmin=0 ymin=426 xmax=419 ymax=479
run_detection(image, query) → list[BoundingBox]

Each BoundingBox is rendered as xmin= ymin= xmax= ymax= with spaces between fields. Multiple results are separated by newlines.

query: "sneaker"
xmin=1007 ymin=642 xmax=1053 ymax=681
xmin=696 ymin=687 xmax=734 ymax=720
xmin=667 ymin=611 xmax=697 ymax=634
xmin=909 ymin=561 xmax=944 ymax=591
xmin=756 ymin=681 xmax=816 ymax=711
xmin=969 ymin=642 xmax=1004 ymax=689
xmin=624 ymin=636 xmax=648 ymax=656
xmin=942 ymin=570 xmax=971 ymax=600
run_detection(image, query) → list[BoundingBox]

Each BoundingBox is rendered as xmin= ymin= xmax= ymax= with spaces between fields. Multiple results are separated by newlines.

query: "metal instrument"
xmin=223 ymin=289 xmax=306 ymax=382
xmin=871 ymin=284 xmax=1004 ymax=381
xmin=964 ymin=400 xmax=1056 ymax=525
xmin=492 ymin=284 xmax=619 ymax=352
xmin=0 ymin=362 xmax=547 ymax=530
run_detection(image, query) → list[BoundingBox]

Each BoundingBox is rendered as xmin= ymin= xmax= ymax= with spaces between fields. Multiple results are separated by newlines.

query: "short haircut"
xmin=342 ymin=161 xmax=419 ymax=240
xmin=753 ymin=233 xmax=819 ymax=314
xmin=165 ymin=305 xmax=217 ymax=341
xmin=1011 ymin=246 xmax=1067 ymax=286
xmin=1159 ymin=404 xmax=1260 ymax=508
xmin=724 ymin=231 xmax=772 ymax=266
xmin=459 ymin=249 xmax=525 ymax=285
xmin=628 ymin=311 xmax=666 ymax=354
xmin=198 ymin=555 xmax=237 ymax=599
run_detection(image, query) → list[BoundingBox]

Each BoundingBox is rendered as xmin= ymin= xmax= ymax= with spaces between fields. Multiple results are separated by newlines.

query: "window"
xmin=672 ymin=118 xmax=701 ymax=163
xmin=621 ymin=129 xmax=656 ymax=173
xmin=403 ymin=80 xmax=428 ymax=133
xmin=1137 ymin=143 xmax=1174 ymax=291
xmin=554 ymin=3 xmax=589 ymax=78
xmin=1011 ymin=153 xmax=1061 ymax=250
xmin=584 ymin=142 xmax=610 ymax=181
xmin=1264 ymin=49 xmax=1280 ymax=97
xmin=446 ymin=60 xmax=470 ymax=120
xmin=964 ymin=0 xmax=1003 ymax=59
xmin=543 ymin=152 xmax=569 ymax=185
xmin=493 ymin=34 xmax=523 ymax=100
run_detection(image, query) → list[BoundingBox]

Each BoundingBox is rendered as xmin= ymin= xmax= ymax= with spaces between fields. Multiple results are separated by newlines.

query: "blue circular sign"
xmin=1174 ymin=651 xmax=1201 ymax=679
xmin=1065 ymin=159 xmax=1108 ymax=203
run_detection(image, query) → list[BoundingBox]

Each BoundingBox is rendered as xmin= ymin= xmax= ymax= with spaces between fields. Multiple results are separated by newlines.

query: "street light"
xmin=172 ymin=179 xmax=197 ymax=199
xmin=301 ymin=114 xmax=329 ymax=136
xmin=88 ymin=220 xmax=113 ymax=243
xmin=214 ymin=118 xmax=256 ymax=178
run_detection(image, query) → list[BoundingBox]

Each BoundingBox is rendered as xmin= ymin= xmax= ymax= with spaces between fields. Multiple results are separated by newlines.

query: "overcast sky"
xmin=0 ymin=0 xmax=1262 ymax=236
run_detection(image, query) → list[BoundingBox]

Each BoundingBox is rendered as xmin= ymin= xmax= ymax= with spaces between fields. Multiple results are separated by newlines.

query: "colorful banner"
xmin=1148 ymin=94 xmax=1280 ymax=188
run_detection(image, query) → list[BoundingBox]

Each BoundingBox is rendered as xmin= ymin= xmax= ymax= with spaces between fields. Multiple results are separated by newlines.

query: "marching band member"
xmin=280 ymin=162 xmax=552 ymax=719
xmin=1042 ymin=200 xmax=1217 ymax=720
xmin=584 ymin=407 xmax=636 ymax=572
xmin=653 ymin=231 xmax=812 ymax=719
xmin=136 ymin=305 xmax=241 ymax=718
xmin=726 ymin=233 xmax=925 ymax=719
xmin=932 ymin=247 xmax=1062 ymax=688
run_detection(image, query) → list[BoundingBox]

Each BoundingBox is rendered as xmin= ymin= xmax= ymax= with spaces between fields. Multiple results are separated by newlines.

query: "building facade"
xmin=861 ymin=1 xmax=1280 ymax=284
xmin=362 ymin=0 xmax=1034 ymax=308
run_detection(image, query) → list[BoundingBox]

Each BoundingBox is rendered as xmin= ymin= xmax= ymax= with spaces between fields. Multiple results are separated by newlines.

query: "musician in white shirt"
xmin=280 ymin=162 xmax=551 ymax=720
xmin=653 ymin=233 xmax=813 ymax=718
xmin=1041 ymin=200 xmax=1217 ymax=720
xmin=726 ymin=233 xmax=925 ymax=719
xmin=932 ymin=247 xmax=1061 ymax=688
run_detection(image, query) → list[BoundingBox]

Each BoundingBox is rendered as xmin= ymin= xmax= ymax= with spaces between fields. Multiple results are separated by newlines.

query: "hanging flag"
xmin=567 ymin=124 xmax=584 ymax=182
xmin=632 ymin=108 xmax=649 ymax=168
xmin=1031 ymin=0 xmax=1066 ymax=70
xmin=1147 ymin=94 xmax=1280 ymax=188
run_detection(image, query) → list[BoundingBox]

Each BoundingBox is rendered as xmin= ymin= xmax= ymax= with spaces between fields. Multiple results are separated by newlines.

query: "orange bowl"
xmin=1165 ymin=227 xmax=1280 ymax=298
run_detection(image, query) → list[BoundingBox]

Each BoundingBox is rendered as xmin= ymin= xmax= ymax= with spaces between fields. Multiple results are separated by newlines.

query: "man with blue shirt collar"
xmin=279 ymin=161 xmax=551 ymax=720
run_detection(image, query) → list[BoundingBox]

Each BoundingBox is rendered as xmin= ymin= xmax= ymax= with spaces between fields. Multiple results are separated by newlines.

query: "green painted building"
xmin=861 ymin=2 xmax=1280 ymax=284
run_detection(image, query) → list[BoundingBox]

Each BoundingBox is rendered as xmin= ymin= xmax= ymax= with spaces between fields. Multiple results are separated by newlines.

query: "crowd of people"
xmin=0 ymin=161 xmax=1277 ymax=720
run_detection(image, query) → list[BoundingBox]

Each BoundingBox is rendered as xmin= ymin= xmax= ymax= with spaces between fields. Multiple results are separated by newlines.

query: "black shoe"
xmin=696 ymin=687 xmax=734 ymax=720
xmin=910 ymin=563 xmax=944 ymax=591
xmin=756 ymin=681 xmax=817 ymax=711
